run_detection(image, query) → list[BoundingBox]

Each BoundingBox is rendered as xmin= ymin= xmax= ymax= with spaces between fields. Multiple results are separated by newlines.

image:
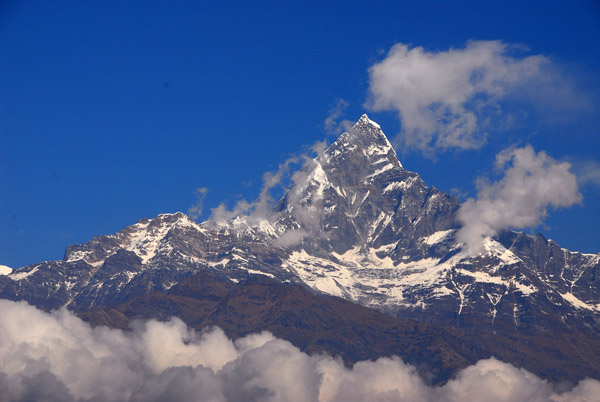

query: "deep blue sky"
xmin=1 ymin=1 xmax=599 ymax=268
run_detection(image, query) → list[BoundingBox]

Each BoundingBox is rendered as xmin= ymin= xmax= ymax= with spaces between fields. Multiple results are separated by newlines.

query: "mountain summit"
xmin=1 ymin=115 xmax=599 ymax=382
xmin=329 ymin=113 xmax=401 ymax=168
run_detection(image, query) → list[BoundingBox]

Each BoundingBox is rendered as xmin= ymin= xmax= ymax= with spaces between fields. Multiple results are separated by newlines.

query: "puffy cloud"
xmin=0 ymin=299 xmax=598 ymax=401
xmin=457 ymin=145 xmax=581 ymax=252
xmin=136 ymin=319 xmax=238 ymax=373
xmin=441 ymin=358 xmax=554 ymax=402
xmin=366 ymin=41 xmax=559 ymax=155
xmin=318 ymin=356 xmax=431 ymax=402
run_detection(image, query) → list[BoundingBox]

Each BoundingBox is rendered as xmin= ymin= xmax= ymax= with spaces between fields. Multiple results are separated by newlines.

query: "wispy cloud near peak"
xmin=324 ymin=99 xmax=353 ymax=136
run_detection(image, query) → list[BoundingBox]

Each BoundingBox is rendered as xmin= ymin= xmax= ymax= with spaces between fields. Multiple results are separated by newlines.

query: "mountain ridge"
xmin=1 ymin=115 xmax=599 ymax=383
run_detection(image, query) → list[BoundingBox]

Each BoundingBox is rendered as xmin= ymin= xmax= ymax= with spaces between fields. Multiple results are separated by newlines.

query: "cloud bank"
xmin=457 ymin=145 xmax=581 ymax=252
xmin=1 ymin=300 xmax=598 ymax=402
xmin=366 ymin=41 xmax=562 ymax=155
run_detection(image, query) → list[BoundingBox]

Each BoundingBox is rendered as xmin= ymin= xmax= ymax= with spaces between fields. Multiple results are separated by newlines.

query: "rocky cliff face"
xmin=1 ymin=115 xmax=599 ymax=382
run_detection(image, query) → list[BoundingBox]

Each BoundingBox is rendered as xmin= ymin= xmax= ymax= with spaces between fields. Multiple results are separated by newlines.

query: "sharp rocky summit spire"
xmin=321 ymin=113 xmax=402 ymax=170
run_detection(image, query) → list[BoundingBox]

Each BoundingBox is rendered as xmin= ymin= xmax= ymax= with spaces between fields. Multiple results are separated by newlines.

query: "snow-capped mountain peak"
xmin=1 ymin=114 xmax=599 ymax=387
xmin=322 ymin=113 xmax=402 ymax=170
xmin=357 ymin=113 xmax=380 ymax=128
xmin=1 ymin=115 xmax=598 ymax=359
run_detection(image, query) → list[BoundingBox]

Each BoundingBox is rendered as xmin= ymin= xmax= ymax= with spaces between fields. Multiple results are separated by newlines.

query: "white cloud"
xmin=187 ymin=187 xmax=209 ymax=220
xmin=571 ymin=159 xmax=600 ymax=188
xmin=208 ymin=156 xmax=299 ymax=226
xmin=324 ymin=99 xmax=353 ymax=136
xmin=441 ymin=358 xmax=555 ymax=402
xmin=457 ymin=145 xmax=582 ymax=252
xmin=206 ymin=140 xmax=331 ymax=248
xmin=272 ymin=229 xmax=308 ymax=247
xmin=366 ymin=41 xmax=560 ymax=155
xmin=1 ymin=299 xmax=598 ymax=402
xmin=270 ymin=143 xmax=333 ymax=247
xmin=318 ymin=356 xmax=431 ymax=402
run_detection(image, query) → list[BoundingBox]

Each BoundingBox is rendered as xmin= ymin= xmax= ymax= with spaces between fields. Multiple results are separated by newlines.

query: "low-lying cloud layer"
xmin=1 ymin=299 xmax=598 ymax=402
xmin=366 ymin=40 xmax=570 ymax=156
xmin=457 ymin=145 xmax=581 ymax=252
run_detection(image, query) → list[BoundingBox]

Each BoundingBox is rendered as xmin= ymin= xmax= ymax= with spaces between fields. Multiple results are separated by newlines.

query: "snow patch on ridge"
xmin=368 ymin=212 xmax=392 ymax=242
xmin=246 ymin=269 xmax=275 ymax=279
xmin=9 ymin=267 xmax=39 ymax=281
xmin=480 ymin=238 xmax=522 ymax=265
xmin=422 ymin=230 xmax=454 ymax=245
xmin=366 ymin=163 xmax=393 ymax=179
xmin=64 ymin=213 xmax=205 ymax=268
xmin=125 ymin=217 xmax=177 ymax=264
xmin=282 ymin=247 xmax=455 ymax=308
xmin=282 ymin=250 xmax=358 ymax=301
xmin=560 ymin=292 xmax=600 ymax=312
xmin=280 ymin=236 xmax=541 ymax=311
xmin=332 ymin=245 xmax=395 ymax=269
xmin=309 ymin=163 xmax=330 ymax=198
xmin=383 ymin=177 xmax=418 ymax=193
xmin=357 ymin=114 xmax=381 ymax=129
xmin=456 ymin=269 xmax=537 ymax=295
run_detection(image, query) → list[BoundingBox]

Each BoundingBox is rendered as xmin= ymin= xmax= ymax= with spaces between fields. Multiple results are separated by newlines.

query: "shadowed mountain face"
xmin=80 ymin=271 xmax=600 ymax=385
xmin=2 ymin=115 xmax=599 ymax=383
xmin=80 ymin=271 xmax=475 ymax=385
